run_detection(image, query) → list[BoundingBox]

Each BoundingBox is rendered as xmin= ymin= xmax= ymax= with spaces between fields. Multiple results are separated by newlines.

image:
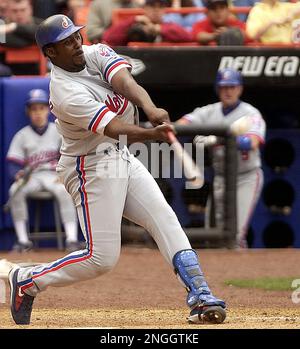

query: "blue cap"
xmin=35 ymin=14 xmax=84 ymax=49
xmin=215 ymin=68 xmax=243 ymax=87
xmin=26 ymin=89 xmax=49 ymax=106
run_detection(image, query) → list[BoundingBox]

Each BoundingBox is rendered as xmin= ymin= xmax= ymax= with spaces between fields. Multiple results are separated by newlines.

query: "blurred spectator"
xmin=32 ymin=0 xmax=59 ymax=19
xmin=102 ymin=0 xmax=193 ymax=46
xmin=192 ymin=0 xmax=247 ymax=45
xmin=231 ymin=0 xmax=259 ymax=22
xmin=163 ymin=0 xmax=206 ymax=31
xmin=63 ymin=0 xmax=88 ymax=22
xmin=0 ymin=0 xmax=12 ymax=76
xmin=0 ymin=0 xmax=8 ymax=19
xmin=246 ymin=0 xmax=300 ymax=44
xmin=2 ymin=0 xmax=42 ymax=48
xmin=87 ymin=0 xmax=145 ymax=44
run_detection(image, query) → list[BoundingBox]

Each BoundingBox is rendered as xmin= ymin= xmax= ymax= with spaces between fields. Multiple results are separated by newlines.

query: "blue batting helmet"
xmin=35 ymin=14 xmax=84 ymax=49
xmin=26 ymin=89 xmax=49 ymax=106
xmin=215 ymin=68 xmax=243 ymax=87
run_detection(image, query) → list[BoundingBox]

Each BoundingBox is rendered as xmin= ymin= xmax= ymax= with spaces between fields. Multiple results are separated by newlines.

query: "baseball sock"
xmin=15 ymin=220 xmax=30 ymax=244
xmin=64 ymin=221 xmax=78 ymax=243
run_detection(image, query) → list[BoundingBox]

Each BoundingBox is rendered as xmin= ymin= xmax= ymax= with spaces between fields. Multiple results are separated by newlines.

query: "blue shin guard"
xmin=173 ymin=249 xmax=226 ymax=310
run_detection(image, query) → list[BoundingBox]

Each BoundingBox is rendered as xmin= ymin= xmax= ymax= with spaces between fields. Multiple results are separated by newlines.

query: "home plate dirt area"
xmin=0 ymin=247 xmax=300 ymax=329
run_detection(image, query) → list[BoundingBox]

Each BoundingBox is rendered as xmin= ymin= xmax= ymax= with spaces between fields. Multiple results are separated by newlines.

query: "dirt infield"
xmin=0 ymin=247 xmax=300 ymax=329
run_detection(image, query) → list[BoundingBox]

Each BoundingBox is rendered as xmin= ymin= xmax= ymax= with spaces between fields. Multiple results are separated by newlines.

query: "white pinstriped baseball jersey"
xmin=49 ymin=44 xmax=137 ymax=156
xmin=183 ymin=101 xmax=266 ymax=174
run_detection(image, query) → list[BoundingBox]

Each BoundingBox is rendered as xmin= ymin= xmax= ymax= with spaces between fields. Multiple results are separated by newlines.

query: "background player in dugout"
xmin=9 ymin=15 xmax=226 ymax=326
xmin=6 ymin=89 xmax=81 ymax=253
xmin=178 ymin=68 xmax=266 ymax=248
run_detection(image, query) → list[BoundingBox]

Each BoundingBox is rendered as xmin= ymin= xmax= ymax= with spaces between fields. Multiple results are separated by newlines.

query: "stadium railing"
xmin=0 ymin=45 xmax=47 ymax=76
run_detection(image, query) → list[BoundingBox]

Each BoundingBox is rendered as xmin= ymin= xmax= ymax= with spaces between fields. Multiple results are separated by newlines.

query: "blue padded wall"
xmin=251 ymin=130 xmax=300 ymax=248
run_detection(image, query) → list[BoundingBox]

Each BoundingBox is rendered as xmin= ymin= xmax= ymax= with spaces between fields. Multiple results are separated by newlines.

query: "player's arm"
xmin=7 ymin=161 xmax=25 ymax=181
xmin=59 ymin=92 xmax=173 ymax=142
xmin=6 ymin=132 xmax=27 ymax=181
xmin=237 ymin=134 xmax=263 ymax=152
xmin=104 ymin=117 xmax=173 ymax=143
xmin=237 ymin=113 xmax=266 ymax=151
xmin=248 ymin=135 xmax=261 ymax=150
xmin=195 ymin=31 xmax=219 ymax=45
xmin=175 ymin=117 xmax=190 ymax=125
xmin=110 ymin=68 xmax=170 ymax=126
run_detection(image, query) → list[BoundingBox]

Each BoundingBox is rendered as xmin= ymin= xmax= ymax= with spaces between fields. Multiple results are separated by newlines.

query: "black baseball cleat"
xmin=9 ymin=267 xmax=35 ymax=325
xmin=188 ymin=305 xmax=226 ymax=324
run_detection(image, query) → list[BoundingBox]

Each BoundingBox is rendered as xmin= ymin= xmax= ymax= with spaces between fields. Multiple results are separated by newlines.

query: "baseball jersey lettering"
xmin=7 ymin=124 xmax=60 ymax=172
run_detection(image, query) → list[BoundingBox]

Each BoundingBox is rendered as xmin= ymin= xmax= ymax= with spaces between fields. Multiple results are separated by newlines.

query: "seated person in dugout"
xmin=6 ymin=89 xmax=82 ymax=253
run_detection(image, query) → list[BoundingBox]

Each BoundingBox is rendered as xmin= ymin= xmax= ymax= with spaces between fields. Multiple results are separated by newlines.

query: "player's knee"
xmin=9 ymin=191 xmax=26 ymax=205
xmin=53 ymin=184 xmax=69 ymax=199
xmin=9 ymin=187 xmax=24 ymax=199
xmin=91 ymin=249 xmax=120 ymax=273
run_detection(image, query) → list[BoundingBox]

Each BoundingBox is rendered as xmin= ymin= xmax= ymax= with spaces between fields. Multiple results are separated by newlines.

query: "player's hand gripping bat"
xmin=167 ymin=116 xmax=252 ymax=189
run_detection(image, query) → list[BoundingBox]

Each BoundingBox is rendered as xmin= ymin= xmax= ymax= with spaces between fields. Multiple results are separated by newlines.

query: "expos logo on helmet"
xmin=216 ymin=68 xmax=243 ymax=87
xmin=222 ymin=70 xmax=233 ymax=81
xmin=61 ymin=16 xmax=71 ymax=29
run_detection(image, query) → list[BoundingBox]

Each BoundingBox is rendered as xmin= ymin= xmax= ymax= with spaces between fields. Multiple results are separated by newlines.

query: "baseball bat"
xmin=174 ymin=116 xmax=252 ymax=137
xmin=167 ymin=131 xmax=204 ymax=189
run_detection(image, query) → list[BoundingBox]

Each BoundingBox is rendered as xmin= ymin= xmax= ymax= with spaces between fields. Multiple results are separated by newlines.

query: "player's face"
xmin=218 ymin=85 xmax=242 ymax=107
xmin=144 ymin=4 xmax=165 ymax=24
xmin=47 ymin=31 xmax=85 ymax=72
xmin=27 ymin=104 xmax=49 ymax=128
xmin=208 ymin=3 xmax=229 ymax=27
xmin=6 ymin=0 xmax=32 ymax=25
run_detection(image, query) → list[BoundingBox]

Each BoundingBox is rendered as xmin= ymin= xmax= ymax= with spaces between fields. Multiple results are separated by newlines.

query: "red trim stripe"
xmin=6 ymin=157 xmax=26 ymax=166
xmin=80 ymin=156 xmax=93 ymax=254
xmin=118 ymin=99 xmax=128 ymax=115
xmin=106 ymin=61 xmax=129 ymax=81
xmin=244 ymin=133 xmax=265 ymax=144
xmin=21 ymin=281 xmax=34 ymax=291
xmin=91 ymin=108 xmax=110 ymax=133
xmin=240 ymin=169 xmax=262 ymax=242
xmin=21 ymin=156 xmax=93 ymax=292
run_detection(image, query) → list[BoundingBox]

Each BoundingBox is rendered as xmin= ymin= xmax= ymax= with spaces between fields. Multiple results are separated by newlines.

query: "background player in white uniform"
xmin=6 ymin=89 xmax=80 ymax=253
xmin=9 ymin=15 xmax=226 ymax=326
xmin=178 ymin=68 xmax=266 ymax=248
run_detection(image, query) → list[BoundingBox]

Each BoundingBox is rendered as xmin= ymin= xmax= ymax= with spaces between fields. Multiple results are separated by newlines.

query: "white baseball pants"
xmin=212 ymin=168 xmax=263 ymax=247
xmin=17 ymin=146 xmax=191 ymax=296
xmin=9 ymin=171 xmax=77 ymax=226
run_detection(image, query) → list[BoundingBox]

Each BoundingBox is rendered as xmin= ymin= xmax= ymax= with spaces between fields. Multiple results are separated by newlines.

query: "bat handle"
xmin=167 ymin=131 xmax=177 ymax=144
